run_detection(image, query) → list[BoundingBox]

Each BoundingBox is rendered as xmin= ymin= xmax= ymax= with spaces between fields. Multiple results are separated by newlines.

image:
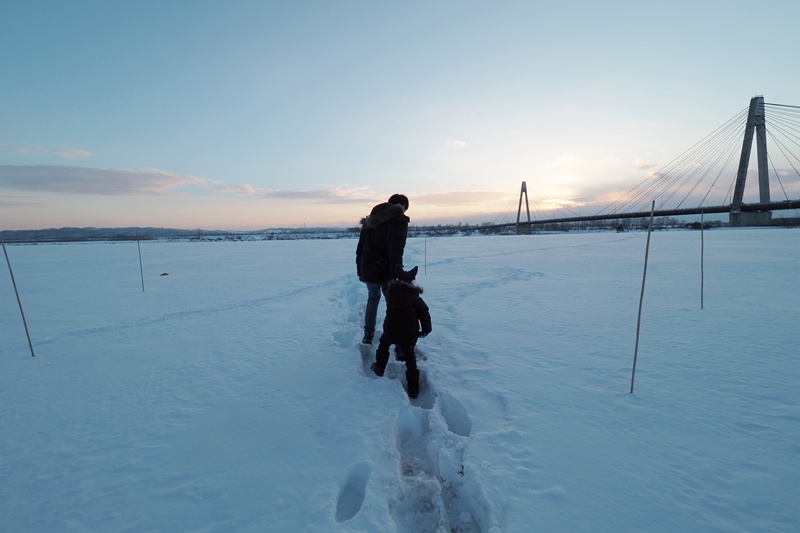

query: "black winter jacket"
xmin=355 ymin=203 xmax=409 ymax=284
xmin=382 ymin=280 xmax=432 ymax=347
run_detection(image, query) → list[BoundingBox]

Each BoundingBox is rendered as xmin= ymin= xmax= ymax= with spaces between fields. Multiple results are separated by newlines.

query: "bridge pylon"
xmin=730 ymin=96 xmax=772 ymax=226
xmin=516 ymin=181 xmax=532 ymax=234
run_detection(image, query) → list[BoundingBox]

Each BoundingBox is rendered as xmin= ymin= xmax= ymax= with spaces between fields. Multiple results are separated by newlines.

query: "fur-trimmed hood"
xmin=386 ymin=279 xmax=424 ymax=311
xmin=387 ymin=279 xmax=423 ymax=295
xmin=360 ymin=202 xmax=407 ymax=229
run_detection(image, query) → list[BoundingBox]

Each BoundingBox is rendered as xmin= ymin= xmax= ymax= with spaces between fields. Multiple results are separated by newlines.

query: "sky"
xmin=2 ymin=0 xmax=799 ymax=231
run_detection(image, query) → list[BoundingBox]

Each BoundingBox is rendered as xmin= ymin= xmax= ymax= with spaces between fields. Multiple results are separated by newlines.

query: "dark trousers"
xmin=375 ymin=337 xmax=420 ymax=396
xmin=375 ymin=338 xmax=417 ymax=373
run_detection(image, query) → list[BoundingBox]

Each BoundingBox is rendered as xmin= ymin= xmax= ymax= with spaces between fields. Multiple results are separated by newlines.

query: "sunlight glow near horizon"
xmin=1 ymin=2 xmax=798 ymax=231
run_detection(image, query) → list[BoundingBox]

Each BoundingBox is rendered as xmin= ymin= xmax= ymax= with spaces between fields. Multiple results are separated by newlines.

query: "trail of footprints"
xmin=335 ymin=280 xmax=490 ymax=531
xmin=392 ymin=381 xmax=486 ymax=532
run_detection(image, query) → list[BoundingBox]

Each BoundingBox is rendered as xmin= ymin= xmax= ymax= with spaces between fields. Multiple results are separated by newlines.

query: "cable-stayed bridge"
xmin=490 ymin=96 xmax=800 ymax=232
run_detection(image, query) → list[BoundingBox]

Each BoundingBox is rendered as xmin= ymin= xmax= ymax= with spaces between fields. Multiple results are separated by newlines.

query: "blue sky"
xmin=1 ymin=0 xmax=797 ymax=230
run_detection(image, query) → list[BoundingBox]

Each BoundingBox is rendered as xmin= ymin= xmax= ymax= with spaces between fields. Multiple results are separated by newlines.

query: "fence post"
xmin=630 ymin=201 xmax=655 ymax=393
xmin=137 ymin=240 xmax=145 ymax=292
xmin=700 ymin=212 xmax=705 ymax=310
xmin=1 ymin=231 xmax=35 ymax=357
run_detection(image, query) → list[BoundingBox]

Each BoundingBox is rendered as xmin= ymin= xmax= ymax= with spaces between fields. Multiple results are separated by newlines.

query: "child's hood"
xmin=386 ymin=280 xmax=424 ymax=308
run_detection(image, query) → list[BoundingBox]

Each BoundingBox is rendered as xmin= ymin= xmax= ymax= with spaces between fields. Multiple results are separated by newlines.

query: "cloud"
xmin=0 ymin=166 xmax=516 ymax=215
xmin=0 ymin=194 xmax=49 ymax=208
xmin=13 ymin=145 xmax=47 ymax=155
xmin=259 ymin=185 xmax=376 ymax=204
xmin=213 ymin=182 xmax=258 ymax=195
xmin=0 ymin=165 xmax=206 ymax=196
xmin=54 ymin=147 xmax=93 ymax=159
xmin=635 ymin=159 xmax=656 ymax=171
xmin=209 ymin=180 xmax=379 ymax=204
xmin=205 ymin=177 xmax=382 ymax=204
xmin=413 ymin=191 xmax=509 ymax=206
xmin=547 ymin=155 xmax=577 ymax=168
xmin=446 ymin=140 xmax=468 ymax=149
xmin=4 ymin=144 xmax=93 ymax=159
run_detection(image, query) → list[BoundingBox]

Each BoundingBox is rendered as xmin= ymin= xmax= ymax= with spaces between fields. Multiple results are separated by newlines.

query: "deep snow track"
xmin=334 ymin=276 xmax=492 ymax=532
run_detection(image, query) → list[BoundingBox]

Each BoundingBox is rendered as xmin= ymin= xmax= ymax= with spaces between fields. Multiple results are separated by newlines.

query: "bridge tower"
xmin=516 ymin=181 xmax=532 ymax=234
xmin=730 ymin=96 xmax=772 ymax=226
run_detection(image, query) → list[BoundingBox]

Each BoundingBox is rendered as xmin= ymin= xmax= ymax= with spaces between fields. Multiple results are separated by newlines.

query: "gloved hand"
xmin=418 ymin=330 xmax=428 ymax=338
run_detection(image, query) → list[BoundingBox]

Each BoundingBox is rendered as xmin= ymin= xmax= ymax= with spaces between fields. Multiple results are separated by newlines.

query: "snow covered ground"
xmin=1 ymin=227 xmax=798 ymax=532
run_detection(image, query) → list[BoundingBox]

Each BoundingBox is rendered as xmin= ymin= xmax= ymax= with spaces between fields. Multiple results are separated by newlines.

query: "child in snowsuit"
xmin=370 ymin=275 xmax=432 ymax=398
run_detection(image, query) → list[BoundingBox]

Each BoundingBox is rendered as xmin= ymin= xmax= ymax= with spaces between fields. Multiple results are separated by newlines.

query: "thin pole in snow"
xmin=424 ymin=235 xmax=427 ymax=275
xmin=630 ymin=200 xmax=655 ymax=394
xmin=137 ymin=240 xmax=145 ymax=292
xmin=1 ymin=231 xmax=35 ymax=357
xmin=700 ymin=212 xmax=705 ymax=310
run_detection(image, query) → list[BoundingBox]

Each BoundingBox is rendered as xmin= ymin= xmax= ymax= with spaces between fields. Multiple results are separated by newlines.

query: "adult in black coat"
xmin=370 ymin=277 xmax=431 ymax=398
xmin=355 ymin=194 xmax=414 ymax=344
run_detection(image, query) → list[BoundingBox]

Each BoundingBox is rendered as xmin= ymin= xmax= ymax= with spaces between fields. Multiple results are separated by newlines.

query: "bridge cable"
xmin=669 ymin=118 xmax=744 ymax=210
xmin=615 ymin=109 xmax=744 ymax=213
xmin=767 ymin=132 xmax=800 ymax=199
xmin=697 ymin=134 xmax=742 ymax=208
xmin=594 ymin=107 xmax=748 ymax=216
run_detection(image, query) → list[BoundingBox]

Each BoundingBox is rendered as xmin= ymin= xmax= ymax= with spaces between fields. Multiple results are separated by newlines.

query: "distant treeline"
xmin=2 ymin=227 xmax=203 ymax=243
xmin=3 ymin=216 xmax=797 ymax=243
xmin=1 ymin=226 xmax=348 ymax=243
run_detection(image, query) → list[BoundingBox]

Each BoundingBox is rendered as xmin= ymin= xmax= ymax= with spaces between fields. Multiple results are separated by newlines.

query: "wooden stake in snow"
xmin=1 ymin=231 xmax=35 ymax=357
xmin=630 ymin=200 xmax=655 ymax=394
xmin=137 ymin=240 xmax=145 ymax=292
xmin=700 ymin=212 xmax=705 ymax=310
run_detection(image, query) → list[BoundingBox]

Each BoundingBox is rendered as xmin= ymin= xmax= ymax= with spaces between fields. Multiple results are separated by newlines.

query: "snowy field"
xmin=1 ymin=227 xmax=798 ymax=532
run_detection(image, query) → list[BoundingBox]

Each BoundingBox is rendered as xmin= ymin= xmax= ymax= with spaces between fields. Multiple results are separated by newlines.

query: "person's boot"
xmin=406 ymin=368 xmax=420 ymax=398
xmin=372 ymin=343 xmax=390 ymax=377
xmin=362 ymin=331 xmax=374 ymax=345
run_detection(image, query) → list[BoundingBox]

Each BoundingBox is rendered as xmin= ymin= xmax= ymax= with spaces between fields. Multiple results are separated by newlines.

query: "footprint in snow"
xmin=395 ymin=407 xmax=435 ymax=478
xmin=332 ymin=329 xmax=353 ymax=349
xmin=359 ymin=343 xmax=376 ymax=377
xmin=437 ymin=390 xmax=472 ymax=437
xmin=410 ymin=369 xmax=435 ymax=410
xmin=334 ymin=461 xmax=372 ymax=523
